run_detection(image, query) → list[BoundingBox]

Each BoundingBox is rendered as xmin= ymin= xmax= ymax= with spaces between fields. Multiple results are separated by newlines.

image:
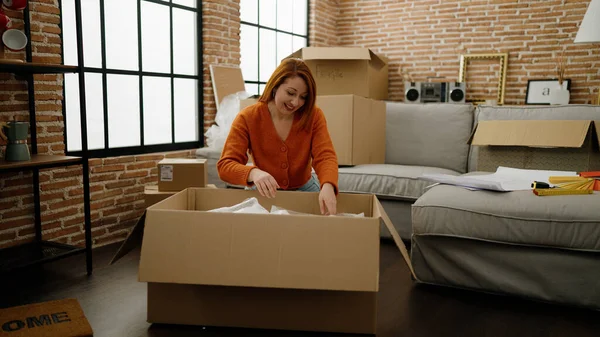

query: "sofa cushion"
xmin=385 ymin=103 xmax=474 ymax=173
xmin=412 ymin=184 xmax=600 ymax=251
xmin=469 ymin=104 xmax=600 ymax=171
xmin=338 ymin=164 xmax=461 ymax=200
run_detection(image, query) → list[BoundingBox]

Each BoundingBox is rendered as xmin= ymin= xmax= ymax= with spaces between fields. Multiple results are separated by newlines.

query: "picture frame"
xmin=458 ymin=53 xmax=508 ymax=105
xmin=525 ymin=79 xmax=571 ymax=105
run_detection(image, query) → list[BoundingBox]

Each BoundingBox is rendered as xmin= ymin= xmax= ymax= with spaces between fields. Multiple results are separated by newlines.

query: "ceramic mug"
xmin=2 ymin=28 xmax=27 ymax=51
xmin=2 ymin=0 xmax=27 ymax=11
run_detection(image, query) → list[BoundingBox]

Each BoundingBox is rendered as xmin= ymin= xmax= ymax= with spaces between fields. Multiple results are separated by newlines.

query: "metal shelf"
xmin=0 ymin=60 xmax=79 ymax=74
xmin=0 ymin=241 xmax=85 ymax=273
xmin=0 ymin=154 xmax=83 ymax=173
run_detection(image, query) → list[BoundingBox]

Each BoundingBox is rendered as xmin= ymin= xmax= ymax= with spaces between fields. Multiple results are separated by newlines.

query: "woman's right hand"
xmin=248 ymin=168 xmax=280 ymax=198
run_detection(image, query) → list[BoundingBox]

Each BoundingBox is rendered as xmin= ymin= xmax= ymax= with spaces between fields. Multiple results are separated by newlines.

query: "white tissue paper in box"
xmin=208 ymin=197 xmax=269 ymax=214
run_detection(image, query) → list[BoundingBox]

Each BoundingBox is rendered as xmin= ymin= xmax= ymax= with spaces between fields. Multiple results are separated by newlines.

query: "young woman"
xmin=217 ymin=58 xmax=338 ymax=215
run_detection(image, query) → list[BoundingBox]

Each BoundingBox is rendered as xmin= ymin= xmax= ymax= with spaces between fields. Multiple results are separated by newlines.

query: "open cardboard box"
xmin=138 ymin=188 xmax=413 ymax=334
xmin=470 ymin=120 xmax=600 ymax=172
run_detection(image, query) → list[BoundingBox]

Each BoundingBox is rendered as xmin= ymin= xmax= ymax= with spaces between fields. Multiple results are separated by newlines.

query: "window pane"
xmin=173 ymin=9 xmax=197 ymax=76
xmin=105 ymin=0 xmax=139 ymax=70
xmin=244 ymin=83 xmax=258 ymax=96
xmin=82 ymin=0 xmax=103 ymax=68
xmin=259 ymin=84 xmax=265 ymax=95
xmin=65 ymin=74 xmax=105 ymax=151
xmin=107 ymin=74 xmax=141 ymax=147
xmin=240 ymin=0 xmax=257 ymax=24
xmin=277 ymin=33 xmax=292 ymax=65
xmin=85 ymin=73 xmax=106 ymax=150
xmin=141 ymin=2 xmax=170 ymax=73
xmin=276 ymin=0 xmax=293 ymax=33
xmin=65 ymin=74 xmax=81 ymax=151
xmin=61 ymin=0 xmax=77 ymax=66
xmin=174 ymin=79 xmax=198 ymax=142
xmin=259 ymin=0 xmax=276 ymax=28
xmin=293 ymin=0 xmax=307 ymax=35
xmin=293 ymin=36 xmax=307 ymax=51
xmin=173 ymin=0 xmax=196 ymax=7
xmin=259 ymin=29 xmax=276 ymax=82
xmin=240 ymin=24 xmax=258 ymax=82
xmin=143 ymin=77 xmax=172 ymax=145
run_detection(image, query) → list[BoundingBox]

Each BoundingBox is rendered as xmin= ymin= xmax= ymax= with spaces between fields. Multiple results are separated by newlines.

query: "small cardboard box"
xmin=138 ymin=188 xmax=413 ymax=334
xmin=157 ymin=158 xmax=207 ymax=192
xmin=0 ymin=299 xmax=93 ymax=337
xmin=469 ymin=120 xmax=600 ymax=172
xmin=317 ymin=94 xmax=386 ymax=166
xmin=288 ymin=47 xmax=389 ymax=100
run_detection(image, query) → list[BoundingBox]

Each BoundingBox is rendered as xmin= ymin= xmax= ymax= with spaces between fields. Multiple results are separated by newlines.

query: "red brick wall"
xmin=332 ymin=0 xmax=599 ymax=104
xmin=0 ymin=0 xmax=237 ymax=249
xmin=309 ymin=0 xmax=340 ymax=47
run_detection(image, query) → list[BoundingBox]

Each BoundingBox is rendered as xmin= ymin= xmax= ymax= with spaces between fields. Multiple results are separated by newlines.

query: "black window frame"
xmin=240 ymin=0 xmax=310 ymax=95
xmin=61 ymin=0 xmax=203 ymax=158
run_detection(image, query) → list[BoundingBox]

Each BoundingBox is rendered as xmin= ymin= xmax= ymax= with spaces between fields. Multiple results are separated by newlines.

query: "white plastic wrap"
xmin=204 ymin=91 xmax=251 ymax=150
xmin=208 ymin=197 xmax=269 ymax=214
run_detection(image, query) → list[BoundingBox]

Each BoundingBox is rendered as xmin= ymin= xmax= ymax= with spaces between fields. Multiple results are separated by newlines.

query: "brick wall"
xmin=0 ymin=0 xmax=238 ymax=250
xmin=333 ymin=0 xmax=599 ymax=104
xmin=309 ymin=0 xmax=340 ymax=47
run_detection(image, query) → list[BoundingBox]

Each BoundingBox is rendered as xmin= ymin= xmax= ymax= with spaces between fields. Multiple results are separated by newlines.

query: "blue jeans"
xmin=246 ymin=175 xmax=321 ymax=192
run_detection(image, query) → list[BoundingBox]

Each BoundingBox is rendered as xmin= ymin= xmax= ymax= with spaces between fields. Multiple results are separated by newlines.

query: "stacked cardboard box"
xmin=294 ymin=47 xmax=389 ymax=166
xmin=240 ymin=47 xmax=389 ymax=166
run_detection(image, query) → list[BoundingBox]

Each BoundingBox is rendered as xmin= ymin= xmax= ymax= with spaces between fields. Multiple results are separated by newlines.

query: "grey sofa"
xmin=344 ymin=102 xmax=600 ymax=310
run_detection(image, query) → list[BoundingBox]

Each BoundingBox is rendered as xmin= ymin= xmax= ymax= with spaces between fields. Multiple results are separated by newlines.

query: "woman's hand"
xmin=319 ymin=183 xmax=337 ymax=215
xmin=248 ymin=168 xmax=279 ymax=198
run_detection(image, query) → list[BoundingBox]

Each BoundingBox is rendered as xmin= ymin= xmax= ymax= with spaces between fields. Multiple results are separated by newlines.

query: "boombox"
xmin=404 ymin=82 xmax=466 ymax=103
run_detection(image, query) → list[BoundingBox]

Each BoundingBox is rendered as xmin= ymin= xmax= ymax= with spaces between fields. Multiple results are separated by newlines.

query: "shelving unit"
xmin=0 ymin=3 xmax=92 ymax=275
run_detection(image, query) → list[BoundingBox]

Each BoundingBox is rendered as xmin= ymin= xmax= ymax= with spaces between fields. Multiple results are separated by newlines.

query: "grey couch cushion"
xmin=338 ymin=164 xmax=461 ymax=200
xmin=385 ymin=103 xmax=474 ymax=173
xmin=412 ymin=184 xmax=600 ymax=251
xmin=469 ymin=104 xmax=600 ymax=171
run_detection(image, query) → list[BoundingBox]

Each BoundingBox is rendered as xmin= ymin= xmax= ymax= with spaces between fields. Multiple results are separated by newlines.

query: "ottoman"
xmin=411 ymin=184 xmax=600 ymax=309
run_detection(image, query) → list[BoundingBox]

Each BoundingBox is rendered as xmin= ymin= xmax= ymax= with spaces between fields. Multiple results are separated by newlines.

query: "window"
xmin=61 ymin=0 xmax=202 ymax=156
xmin=239 ymin=0 xmax=309 ymax=96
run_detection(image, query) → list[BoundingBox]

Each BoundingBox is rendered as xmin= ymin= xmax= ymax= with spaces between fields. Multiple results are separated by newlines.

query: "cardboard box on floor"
xmin=318 ymin=94 xmax=386 ymax=165
xmin=157 ymin=158 xmax=207 ymax=192
xmin=138 ymin=188 xmax=414 ymax=335
xmin=470 ymin=120 xmax=600 ymax=172
xmin=288 ymin=47 xmax=389 ymax=100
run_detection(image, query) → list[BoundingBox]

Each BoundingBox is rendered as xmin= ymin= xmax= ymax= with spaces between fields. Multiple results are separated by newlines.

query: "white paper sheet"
xmin=420 ymin=167 xmax=578 ymax=191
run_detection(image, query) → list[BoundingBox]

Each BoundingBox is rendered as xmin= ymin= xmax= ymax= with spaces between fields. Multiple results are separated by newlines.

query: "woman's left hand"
xmin=319 ymin=183 xmax=337 ymax=215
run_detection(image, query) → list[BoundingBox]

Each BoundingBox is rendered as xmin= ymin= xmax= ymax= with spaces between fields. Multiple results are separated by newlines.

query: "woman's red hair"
xmin=258 ymin=58 xmax=317 ymax=130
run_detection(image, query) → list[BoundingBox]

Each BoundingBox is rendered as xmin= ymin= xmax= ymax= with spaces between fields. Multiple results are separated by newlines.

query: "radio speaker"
xmin=448 ymin=82 xmax=466 ymax=103
xmin=404 ymin=82 xmax=421 ymax=103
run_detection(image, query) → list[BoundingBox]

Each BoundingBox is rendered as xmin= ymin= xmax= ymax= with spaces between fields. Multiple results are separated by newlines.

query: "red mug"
xmin=2 ymin=0 xmax=27 ymax=11
xmin=0 ymin=9 xmax=11 ymax=31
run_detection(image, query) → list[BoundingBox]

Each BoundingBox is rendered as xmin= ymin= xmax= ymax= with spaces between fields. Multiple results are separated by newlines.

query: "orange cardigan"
xmin=217 ymin=102 xmax=338 ymax=193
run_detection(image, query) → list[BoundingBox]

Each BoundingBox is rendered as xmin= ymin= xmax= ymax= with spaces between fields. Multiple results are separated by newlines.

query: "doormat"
xmin=0 ymin=298 xmax=93 ymax=337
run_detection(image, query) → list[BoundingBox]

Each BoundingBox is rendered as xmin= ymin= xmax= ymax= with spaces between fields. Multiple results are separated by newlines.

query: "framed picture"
xmin=459 ymin=53 xmax=509 ymax=105
xmin=525 ymin=79 xmax=571 ymax=105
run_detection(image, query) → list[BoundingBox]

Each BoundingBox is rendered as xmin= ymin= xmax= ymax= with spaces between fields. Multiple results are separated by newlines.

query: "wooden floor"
xmin=1 ymin=241 xmax=599 ymax=337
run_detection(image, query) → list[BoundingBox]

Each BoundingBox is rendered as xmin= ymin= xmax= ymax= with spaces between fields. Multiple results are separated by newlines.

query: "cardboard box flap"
xmin=470 ymin=120 xmax=594 ymax=148
xmin=139 ymin=190 xmax=380 ymax=292
xmin=373 ymin=197 xmax=416 ymax=279
xmin=292 ymin=47 xmax=372 ymax=61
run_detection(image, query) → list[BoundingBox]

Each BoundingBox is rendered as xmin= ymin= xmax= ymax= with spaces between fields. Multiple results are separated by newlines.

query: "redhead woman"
xmin=217 ymin=58 xmax=338 ymax=215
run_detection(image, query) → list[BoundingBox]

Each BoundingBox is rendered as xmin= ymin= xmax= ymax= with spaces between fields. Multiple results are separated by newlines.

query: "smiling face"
xmin=272 ymin=76 xmax=308 ymax=117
